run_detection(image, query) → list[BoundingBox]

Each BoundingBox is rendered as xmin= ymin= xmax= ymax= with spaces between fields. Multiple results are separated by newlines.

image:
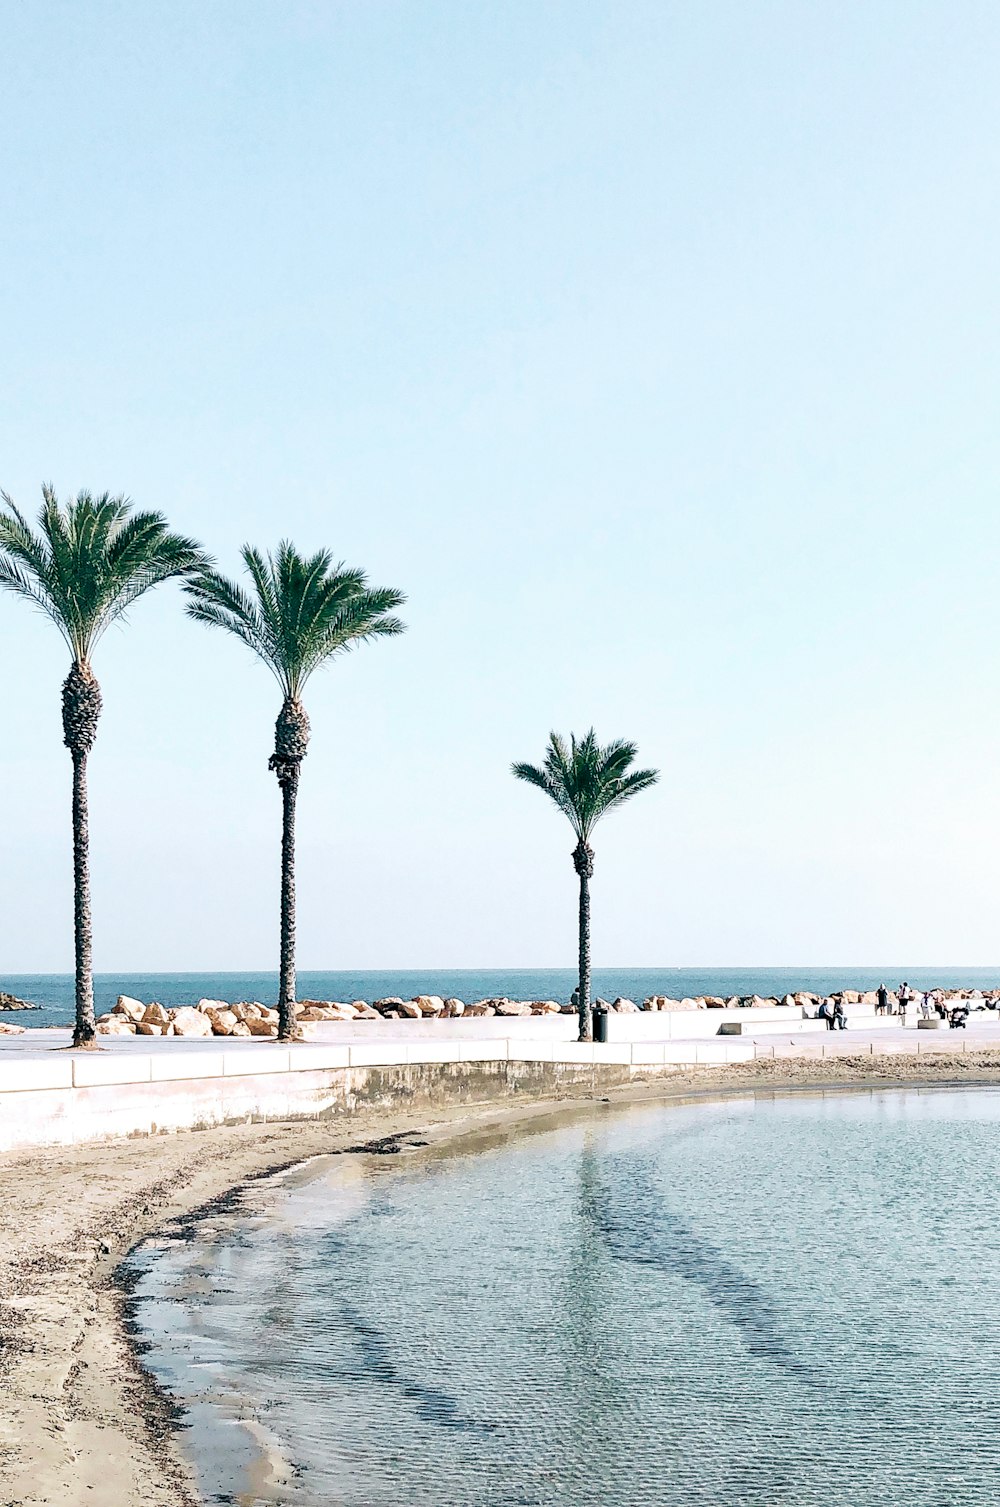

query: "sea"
xmin=128 ymin=1085 xmax=1000 ymax=1506
xmin=6 ymin=966 xmax=1000 ymax=1029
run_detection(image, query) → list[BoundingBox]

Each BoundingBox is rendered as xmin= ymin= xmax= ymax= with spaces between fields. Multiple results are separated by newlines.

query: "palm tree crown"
xmin=512 ymin=729 xmax=659 ymax=844
xmin=184 ymin=541 xmax=406 ymax=702
xmin=0 ymin=485 xmax=206 ymax=666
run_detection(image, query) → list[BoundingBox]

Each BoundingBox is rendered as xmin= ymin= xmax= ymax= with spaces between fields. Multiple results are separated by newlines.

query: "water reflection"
xmin=129 ymin=1088 xmax=1000 ymax=1506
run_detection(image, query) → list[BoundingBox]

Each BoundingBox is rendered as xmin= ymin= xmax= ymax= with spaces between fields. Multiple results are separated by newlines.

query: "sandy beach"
xmin=5 ymin=1049 xmax=1000 ymax=1507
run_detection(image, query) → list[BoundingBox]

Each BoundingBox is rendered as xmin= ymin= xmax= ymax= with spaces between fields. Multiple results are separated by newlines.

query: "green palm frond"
xmin=0 ymin=485 xmax=208 ymax=662
xmin=513 ymin=728 xmax=659 ymax=841
xmin=184 ymin=539 xmax=406 ymax=697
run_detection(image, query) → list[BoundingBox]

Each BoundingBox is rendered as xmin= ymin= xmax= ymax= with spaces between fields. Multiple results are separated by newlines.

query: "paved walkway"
xmin=0 ymin=1017 xmax=997 ymax=1080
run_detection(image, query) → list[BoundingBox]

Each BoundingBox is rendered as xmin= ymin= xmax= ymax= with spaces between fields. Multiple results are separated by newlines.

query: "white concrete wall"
xmin=0 ymin=1038 xmax=761 ymax=1152
xmin=1 ymin=1017 xmax=994 ymax=1153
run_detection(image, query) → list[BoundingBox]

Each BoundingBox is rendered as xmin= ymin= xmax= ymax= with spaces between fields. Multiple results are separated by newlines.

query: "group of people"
xmin=818 ymin=983 xmax=998 ymax=1031
xmin=875 ymin=982 xmax=997 ymax=1029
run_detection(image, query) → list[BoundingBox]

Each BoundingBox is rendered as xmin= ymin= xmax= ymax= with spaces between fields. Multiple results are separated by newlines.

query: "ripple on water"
xmin=127 ymin=1088 xmax=1000 ymax=1506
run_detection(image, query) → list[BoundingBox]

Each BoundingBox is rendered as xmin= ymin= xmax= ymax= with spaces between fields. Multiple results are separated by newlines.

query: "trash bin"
xmin=592 ymin=1006 xmax=609 ymax=1043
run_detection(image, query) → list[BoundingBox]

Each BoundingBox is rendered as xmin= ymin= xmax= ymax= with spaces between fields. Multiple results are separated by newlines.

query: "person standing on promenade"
xmin=898 ymin=983 xmax=912 ymax=1024
xmin=919 ymin=991 xmax=933 ymax=1020
xmin=877 ymin=984 xmax=889 ymax=1017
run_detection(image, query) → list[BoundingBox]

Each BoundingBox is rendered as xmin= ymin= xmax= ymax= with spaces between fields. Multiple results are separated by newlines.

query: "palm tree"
xmin=0 ymin=487 xmax=206 ymax=1047
xmin=185 ymin=542 xmax=405 ymax=1041
xmin=513 ymin=730 xmax=659 ymax=1041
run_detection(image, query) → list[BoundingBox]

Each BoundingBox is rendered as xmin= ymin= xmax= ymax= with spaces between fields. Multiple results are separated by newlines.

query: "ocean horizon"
xmin=6 ymin=966 xmax=1000 ymax=1030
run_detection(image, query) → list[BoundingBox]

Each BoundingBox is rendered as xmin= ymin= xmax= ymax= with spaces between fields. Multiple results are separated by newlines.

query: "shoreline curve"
xmin=4 ymin=1051 xmax=1000 ymax=1506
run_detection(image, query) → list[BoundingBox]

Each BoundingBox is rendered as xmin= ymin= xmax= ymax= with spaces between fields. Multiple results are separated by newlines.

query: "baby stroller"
xmin=948 ymin=1004 xmax=969 ymax=1029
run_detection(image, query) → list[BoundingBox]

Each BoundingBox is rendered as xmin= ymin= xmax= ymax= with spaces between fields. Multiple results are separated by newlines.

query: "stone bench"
xmin=719 ymin=1018 xmax=830 ymax=1037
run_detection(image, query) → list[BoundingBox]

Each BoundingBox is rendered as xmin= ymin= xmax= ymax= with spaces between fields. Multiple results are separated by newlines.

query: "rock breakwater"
xmin=96 ymin=992 xmax=578 ymax=1038
xmin=645 ymin=987 xmax=1000 ymax=1014
xmin=0 ymin=992 xmax=40 ymax=1011
xmin=91 ymin=985 xmax=1000 ymax=1038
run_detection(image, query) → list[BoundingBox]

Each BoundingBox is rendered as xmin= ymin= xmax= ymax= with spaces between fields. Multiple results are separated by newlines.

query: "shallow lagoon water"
xmin=129 ymin=1089 xmax=1000 ymax=1506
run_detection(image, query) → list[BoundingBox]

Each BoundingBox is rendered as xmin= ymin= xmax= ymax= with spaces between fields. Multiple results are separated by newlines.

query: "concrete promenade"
xmin=0 ymin=1010 xmax=997 ymax=1152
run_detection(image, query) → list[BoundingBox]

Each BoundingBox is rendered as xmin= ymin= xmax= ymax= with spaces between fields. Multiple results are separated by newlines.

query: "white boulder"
xmin=414 ymin=995 xmax=445 ymax=1015
xmin=495 ymin=999 xmax=530 ymax=1016
xmin=205 ymin=1008 xmax=239 ymax=1035
xmin=296 ymin=1000 xmax=356 ymax=1020
xmin=170 ymin=1006 xmax=213 ymax=1038
xmin=231 ymin=1001 xmax=264 ymax=1020
xmin=98 ymin=1018 xmax=136 ymax=1036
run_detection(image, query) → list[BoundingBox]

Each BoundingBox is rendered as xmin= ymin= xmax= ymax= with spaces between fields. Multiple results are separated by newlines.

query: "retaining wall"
xmin=0 ymin=1047 xmax=708 ymax=1153
xmin=1 ymin=1021 xmax=996 ymax=1153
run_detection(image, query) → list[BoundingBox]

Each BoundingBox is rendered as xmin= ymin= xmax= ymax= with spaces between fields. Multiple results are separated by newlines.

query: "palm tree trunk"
xmin=270 ymin=696 xmax=310 ymax=1043
xmin=277 ymin=768 xmax=299 ymax=1041
xmin=574 ymin=842 xmax=595 ymax=1042
xmin=70 ymin=750 xmax=97 ymax=1047
xmin=62 ymin=661 xmax=102 ymax=1050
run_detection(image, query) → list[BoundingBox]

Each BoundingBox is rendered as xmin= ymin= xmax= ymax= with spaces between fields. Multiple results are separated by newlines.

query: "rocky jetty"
xmin=93 ymin=985 xmax=1000 ymax=1037
xmin=0 ymin=992 xmax=40 ymax=1011
xmin=96 ymin=993 xmax=580 ymax=1037
xmin=643 ymin=988 xmax=1000 ymax=1013
xmin=642 ymin=990 xmax=888 ymax=1012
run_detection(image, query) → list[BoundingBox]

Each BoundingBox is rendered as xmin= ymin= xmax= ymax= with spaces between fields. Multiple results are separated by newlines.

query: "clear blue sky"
xmin=2 ymin=0 xmax=999 ymax=971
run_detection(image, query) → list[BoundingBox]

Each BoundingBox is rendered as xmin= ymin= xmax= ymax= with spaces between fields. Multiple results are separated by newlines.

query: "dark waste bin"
xmin=592 ymin=1006 xmax=609 ymax=1043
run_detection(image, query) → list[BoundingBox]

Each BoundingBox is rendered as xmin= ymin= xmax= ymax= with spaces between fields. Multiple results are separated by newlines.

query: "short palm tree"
xmin=185 ymin=543 xmax=405 ymax=1040
xmin=513 ymin=730 xmax=659 ymax=1041
xmin=0 ymin=486 xmax=206 ymax=1047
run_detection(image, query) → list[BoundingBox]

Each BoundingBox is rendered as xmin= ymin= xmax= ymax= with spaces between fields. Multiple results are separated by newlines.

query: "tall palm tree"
xmin=513 ymin=730 xmax=659 ymax=1042
xmin=0 ymin=486 xmax=206 ymax=1047
xmin=185 ymin=542 xmax=405 ymax=1041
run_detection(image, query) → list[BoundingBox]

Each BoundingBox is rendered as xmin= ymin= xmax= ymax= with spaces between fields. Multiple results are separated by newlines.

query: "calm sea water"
xmin=129 ymin=1088 xmax=1000 ymax=1506
xmin=7 ymin=967 xmax=1000 ymax=1028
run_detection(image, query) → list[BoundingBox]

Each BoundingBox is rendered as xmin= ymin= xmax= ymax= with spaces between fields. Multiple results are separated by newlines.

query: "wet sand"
xmin=4 ymin=1049 xmax=1000 ymax=1507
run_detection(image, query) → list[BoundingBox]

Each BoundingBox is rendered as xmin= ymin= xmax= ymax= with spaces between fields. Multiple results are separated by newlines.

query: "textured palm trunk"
xmin=277 ymin=770 xmax=299 ymax=1039
xmin=70 ymin=750 xmax=96 ymax=1046
xmin=574 ymin=841 xmax=595 ymax=1042
xmin=270 ymin=696 xmax=310 ymax=1042
xmin=62 ymin=662 xmax=102 ymax=1049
